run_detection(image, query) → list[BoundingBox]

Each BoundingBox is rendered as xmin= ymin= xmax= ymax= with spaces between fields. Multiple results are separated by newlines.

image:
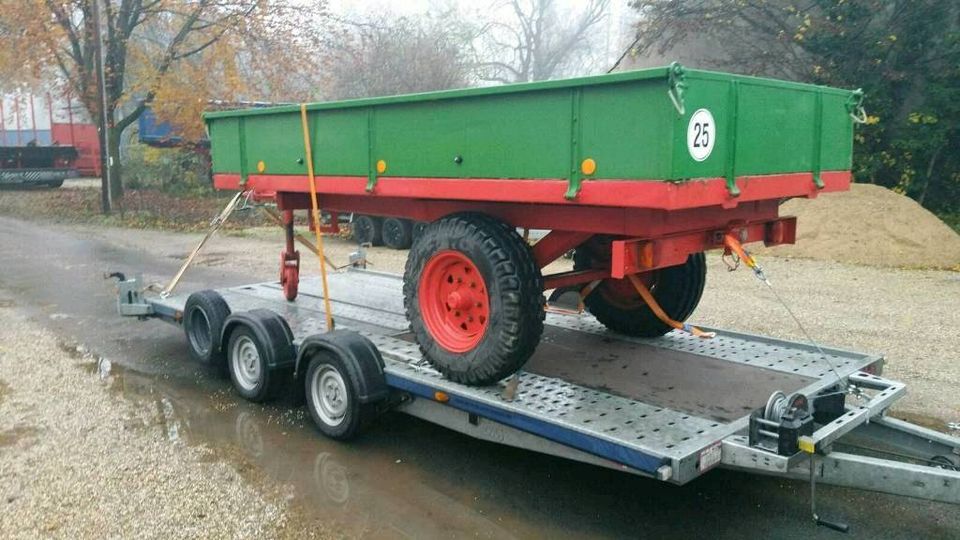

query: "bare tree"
xmin=475 ymin=0 xmax=610 ymax=83
xmin=324 ymin=13 xmax=474 ymax=100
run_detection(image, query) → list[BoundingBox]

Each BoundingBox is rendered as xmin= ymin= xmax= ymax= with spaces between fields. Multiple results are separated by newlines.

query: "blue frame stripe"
xmin=385 ymin=373 xmax=666 ymax=474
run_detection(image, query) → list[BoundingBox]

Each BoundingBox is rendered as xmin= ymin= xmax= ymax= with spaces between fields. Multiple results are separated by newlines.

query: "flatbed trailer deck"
xmin=117 ymin=269 xmax=960 ymax=519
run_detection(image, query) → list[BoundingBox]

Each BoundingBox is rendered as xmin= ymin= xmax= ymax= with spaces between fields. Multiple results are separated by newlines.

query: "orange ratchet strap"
xmin=626 ymin=274 xmax=715 ymax=339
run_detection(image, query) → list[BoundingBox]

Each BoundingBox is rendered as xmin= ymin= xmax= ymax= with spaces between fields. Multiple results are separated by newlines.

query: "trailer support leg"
xmin=280 ymin=209 xmax=301 ymax=301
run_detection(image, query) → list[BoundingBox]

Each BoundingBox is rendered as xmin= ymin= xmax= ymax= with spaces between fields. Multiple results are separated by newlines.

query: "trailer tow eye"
xmin=804 ymin=443 xmax=850 ymax=533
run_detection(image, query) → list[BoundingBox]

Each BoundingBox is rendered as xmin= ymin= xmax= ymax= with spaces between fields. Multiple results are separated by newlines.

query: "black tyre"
xmin=304 ymin=351 xmax=377 ymax=440
xmin=184 ymin=290 xmax=231 ymax=366
xmin=45 ymin=180 xmax=64 ymax=188
xmin=404 ymin=212 xmax=544 ymax=385
xmin=574 ymin=244 xmax=705 ymax=337
xmin=351 ymin=214 xmax=383 ymax=246
xmin=411 ymin=221 xmax=429 ymax=242
xmin=382 ymin=217 xmax=413 ymax=250
xmin=226 ymin=325 xmax=287 ymax=402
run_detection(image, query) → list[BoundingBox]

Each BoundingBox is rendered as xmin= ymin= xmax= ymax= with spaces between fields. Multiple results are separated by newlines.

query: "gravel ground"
xmin=0 ymin=298 xmax=329 ymax=539
xmin=72 ymin=223 xmax=960 ymax=425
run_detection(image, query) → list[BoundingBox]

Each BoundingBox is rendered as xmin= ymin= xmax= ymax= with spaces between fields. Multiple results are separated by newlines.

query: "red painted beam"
xmin=609 ymin=217 xmax=797 ymax=277
xmin=273 ymin=190 xmax=782 ymax=239
xmin=543 ymin=269 xmax=609 ymax=291
xmin=214 ymin=170 xmax=850 ymax=212
xmin=531 ymin=230 xmax=594 ymax=269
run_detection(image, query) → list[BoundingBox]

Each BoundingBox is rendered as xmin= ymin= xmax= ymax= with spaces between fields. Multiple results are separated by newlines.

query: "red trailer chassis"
xmin=215 ymin=170 xmax=845 ymax=293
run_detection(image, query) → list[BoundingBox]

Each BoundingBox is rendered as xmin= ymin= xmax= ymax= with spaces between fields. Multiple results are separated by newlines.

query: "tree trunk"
xmin=107 ymin=125 xmax=124 ymax=202
xmin=916 ymin=144 xmax=943 ymax=207
xmin=96 ymin=117 xmax=111 ymax=215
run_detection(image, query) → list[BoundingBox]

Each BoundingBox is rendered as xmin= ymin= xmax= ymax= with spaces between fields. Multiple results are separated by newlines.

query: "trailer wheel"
xmin=226 ymin=325 xmax=287 ymax=402
xmin=382 ymin=218 xmax=413 ymax=250
xmin=351 ymin=215 xmax=383 ymax=246
xmin=304 ymin=351 xmax=377 ymax=440
xmin=183 ymin=290 xmax=231 ymax=366
xmin=412 ymin=221 xmax=429 ymax=242
xmin=574 ymin=247 xmax=706 ymax=337
xmin=404 ymin=213 xmax=544 ymax=385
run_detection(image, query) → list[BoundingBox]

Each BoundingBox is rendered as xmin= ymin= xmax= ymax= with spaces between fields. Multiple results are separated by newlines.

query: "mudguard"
xmin=221 ymin=309 xmax=296 ymax=370
xmin=296 ymin=330 xmax=388 ymax=404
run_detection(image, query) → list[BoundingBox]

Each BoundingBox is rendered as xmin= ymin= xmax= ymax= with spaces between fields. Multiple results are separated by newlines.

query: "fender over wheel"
xmin=404 ymin=213 xmax=544 ymax=385
xmin=223 ymin=310 xmax=295 ymax=402
xmin=300 ymin=331 xmax=386 ymax=440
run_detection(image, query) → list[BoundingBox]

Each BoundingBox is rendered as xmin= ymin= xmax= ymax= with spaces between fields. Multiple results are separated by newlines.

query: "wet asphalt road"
xmin=0 ymin=215 xmax=956 ymax=539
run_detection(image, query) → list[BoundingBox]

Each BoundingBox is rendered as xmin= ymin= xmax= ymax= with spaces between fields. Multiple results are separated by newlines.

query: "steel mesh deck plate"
xmin=153 ymin=270 xmax=883 ymax=479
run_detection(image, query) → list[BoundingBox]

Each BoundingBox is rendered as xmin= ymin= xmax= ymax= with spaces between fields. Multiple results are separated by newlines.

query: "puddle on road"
xmin=61 ymin=339 xmax=558 ymax=538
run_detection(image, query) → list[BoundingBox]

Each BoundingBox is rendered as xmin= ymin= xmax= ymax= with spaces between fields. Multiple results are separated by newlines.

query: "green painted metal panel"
xmin=207 ymin=117 xmax=241 ymax=174
xmin=373 ymin=90 xmax=572 ymax=179
xmin=733 ymin=82 xmax=819 ymax=175
xmin=242 ymin=113 xmax=304 ymax=175
xmin=820 ymin=93 xmax=854 ymax=171
xmin=579 ymin=82 xmax=674 ymax=179
xmin=204 ymin=65 xmax=859 ymax=188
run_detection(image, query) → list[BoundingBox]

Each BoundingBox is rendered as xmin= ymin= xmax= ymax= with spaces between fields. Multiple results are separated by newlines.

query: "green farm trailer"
xmin=204 ymin=63 xmax=864 ymax=386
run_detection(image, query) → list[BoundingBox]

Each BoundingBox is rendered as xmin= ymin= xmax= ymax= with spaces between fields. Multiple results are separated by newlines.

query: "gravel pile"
xmin=760 ymin=183 xmax=960 ymax=269
xmin=0 ymin=300 xmax=326 ymax=539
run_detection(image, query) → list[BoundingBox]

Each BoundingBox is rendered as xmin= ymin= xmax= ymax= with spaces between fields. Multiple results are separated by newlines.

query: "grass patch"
xmin=0 ymin=186 xmax=269 ymax=232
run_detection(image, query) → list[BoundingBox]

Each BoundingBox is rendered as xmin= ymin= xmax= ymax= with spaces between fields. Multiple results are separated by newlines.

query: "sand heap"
xmin=759 ymin=183 xmax=960 ymax=269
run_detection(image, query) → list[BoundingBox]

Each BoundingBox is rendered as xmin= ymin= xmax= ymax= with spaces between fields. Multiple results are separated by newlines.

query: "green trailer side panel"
xmin=310 ymin=109 xmax=369 ymax=175
xmin=579 ymin=82 xmax=675 ymax=179
xmin=242 ymin=113 xmax=305 ymax=176
xmin=204 ymin=66 xmax=859 ymax=186
xmin=821 ymin=93 xmax=854 ymax=171
xmin=373 ymin=90 xmax=573 ymax=179
xmin=734 ymin=82 xmax=818 ymax=175
xmin=671 ymin=77 xmax=732 ymax=180
xmin=208 ymin=117 xmax=242 ymax=175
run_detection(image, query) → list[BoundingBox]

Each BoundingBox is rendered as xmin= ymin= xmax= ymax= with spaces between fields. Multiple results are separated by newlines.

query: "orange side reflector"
xmin=434 ymin=391 xmax=450 ymax=403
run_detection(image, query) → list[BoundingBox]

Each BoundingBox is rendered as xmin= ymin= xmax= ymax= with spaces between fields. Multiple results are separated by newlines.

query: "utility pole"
xmin=92 ymin=0 xmax=112 ymax=214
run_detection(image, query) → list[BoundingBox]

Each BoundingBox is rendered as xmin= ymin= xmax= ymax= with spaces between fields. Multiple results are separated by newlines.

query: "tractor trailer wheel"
xmin=351 ymin=214 xmax=383 ymax=246
xmin=404 ymin=213 xmax=544 ymax=386
xmin=574 ymin=246 xmax=706 ymax=338
xmin=382 ymin=217 xmax=413 ymax=250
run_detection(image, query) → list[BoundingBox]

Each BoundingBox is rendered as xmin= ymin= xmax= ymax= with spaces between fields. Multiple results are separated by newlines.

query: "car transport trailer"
xmin=115 ymin=269 xmax=959 ymax=531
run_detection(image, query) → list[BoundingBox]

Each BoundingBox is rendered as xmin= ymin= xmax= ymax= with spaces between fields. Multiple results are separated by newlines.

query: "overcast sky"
xmin=326 ymin=0 xmax=637 ymax=69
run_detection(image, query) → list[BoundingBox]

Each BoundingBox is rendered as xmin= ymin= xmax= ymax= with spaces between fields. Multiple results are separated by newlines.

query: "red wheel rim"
xmin=418 ymin=250 xmax=490 ymax=353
